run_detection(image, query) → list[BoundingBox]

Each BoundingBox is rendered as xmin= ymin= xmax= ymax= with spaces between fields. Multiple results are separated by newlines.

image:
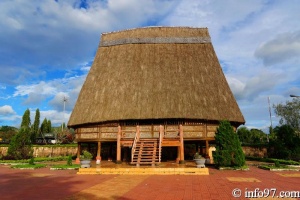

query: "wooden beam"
xmin=161 ymin=141 xmax=180 ymax=146
xmin=75 ymin=142 xmax=81 ymax=164
xmin=179 ymin=124 xmax=185 ymax=164
xmin=206 ymin=140 xmax=209 ymax=156
xmin=176 ymin=146 xmax=180 ymax=164
xmin=96 ymin=141 xmax=101 ymax=164
xmin=116 ymin=125 xmax=122 ymax=164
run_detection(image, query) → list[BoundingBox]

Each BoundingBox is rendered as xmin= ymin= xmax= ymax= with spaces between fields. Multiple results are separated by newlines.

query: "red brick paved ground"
xmin=0 ymin=164 xmax=299 ymax=200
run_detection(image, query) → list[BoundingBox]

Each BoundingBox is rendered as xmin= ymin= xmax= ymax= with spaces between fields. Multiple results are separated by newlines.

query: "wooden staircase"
xmin=131 ymin=139 xmax=160 ymax=166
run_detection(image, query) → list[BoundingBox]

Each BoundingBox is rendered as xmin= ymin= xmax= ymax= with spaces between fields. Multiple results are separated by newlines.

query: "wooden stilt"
xmin=75 ymin=142 xmax=81 ymax=164
xmin=176 ymin=146 xmax=180 ymax=164
xmin=159 ymin=125 xmax=164 ymax=163
xmin=179 ymin=124 xmax=185 ymax=164
xmin=205 ymin=140 xmax=209 ymax=156
xmin=116 ymin=125 xmax=122 ymax=164
xmin=96 ymin=141 xmax=101 ymax=164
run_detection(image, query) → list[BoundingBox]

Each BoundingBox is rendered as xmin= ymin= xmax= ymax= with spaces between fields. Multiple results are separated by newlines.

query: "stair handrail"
xmin=159 ymin=125 xmax=163 ymax=163
xmin=131 ymin=125 xmax=140 ymax=163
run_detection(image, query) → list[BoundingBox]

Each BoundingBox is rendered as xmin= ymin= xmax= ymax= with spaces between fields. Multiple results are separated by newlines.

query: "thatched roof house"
xmin=68 ymin=27 xmax=244 ymax=127
xmin=68 ymin=27 xmax=245 ymax=165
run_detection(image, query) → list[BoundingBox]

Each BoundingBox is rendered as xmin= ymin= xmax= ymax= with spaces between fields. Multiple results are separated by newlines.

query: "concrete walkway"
xmin=0 ymin=163 xmax=299 ymax=200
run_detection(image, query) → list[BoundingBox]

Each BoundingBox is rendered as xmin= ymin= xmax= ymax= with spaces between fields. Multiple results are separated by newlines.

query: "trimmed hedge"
xmin=214 ymin=120 xmax=245 ymax=167
xmin=0 ymin=156 xmax=70 ymax=163
xmin=246 ymin=156 xmax=300 ymax=165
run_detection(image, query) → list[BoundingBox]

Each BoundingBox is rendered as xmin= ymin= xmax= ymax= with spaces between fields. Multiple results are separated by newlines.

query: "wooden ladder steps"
xmin=131 ymin=138 xmax=160 ymax=166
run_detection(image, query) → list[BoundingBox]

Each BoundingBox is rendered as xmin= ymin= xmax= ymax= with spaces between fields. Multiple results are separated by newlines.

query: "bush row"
xmin=246 ymin=156 xmax=300 ymax=165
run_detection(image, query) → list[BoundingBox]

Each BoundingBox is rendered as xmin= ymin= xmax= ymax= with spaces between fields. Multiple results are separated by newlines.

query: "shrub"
xmin=7 ymin=128 xmax=33 ymax=160
xmin=214 ymin=120 xmax=245 ymax=167
xmin=80 ymin=150 xmax=93 ymax=160
xmin=29 ymin=157 xmax=35 ymax=165
xmin=67 ymin=155 xmax=72 ymax=166
xmin=274 ymin=160 xmax=280 ymax=168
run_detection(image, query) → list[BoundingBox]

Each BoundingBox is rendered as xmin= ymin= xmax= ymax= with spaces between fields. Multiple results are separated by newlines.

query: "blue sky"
xmin=0 ymin=0 xmax=300 ymax=131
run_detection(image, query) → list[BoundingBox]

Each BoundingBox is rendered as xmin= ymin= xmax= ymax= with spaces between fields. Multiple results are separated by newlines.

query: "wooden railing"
xmin=131 ymin=126 xmax=140 ymax=163
xmin=75 ymin=124 xmax=216 ymax=142
xmin=158 ymin=125 xmax=164 ymax=163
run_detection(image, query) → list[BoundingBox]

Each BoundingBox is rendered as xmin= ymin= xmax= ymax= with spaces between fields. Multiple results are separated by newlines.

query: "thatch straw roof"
xmin=68 ymin=27 xmax=245 ymax=127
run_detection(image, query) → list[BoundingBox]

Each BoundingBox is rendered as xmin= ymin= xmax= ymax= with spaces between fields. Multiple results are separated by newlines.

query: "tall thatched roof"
xmin=68 ymin=27 xmax=245 ymax=127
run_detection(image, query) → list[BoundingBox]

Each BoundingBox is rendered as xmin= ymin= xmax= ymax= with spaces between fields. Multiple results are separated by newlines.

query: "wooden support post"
xmin=176 ymin=146 xmax=180 ymax=164
xmin=75 ymin=142 xmax=81 ymax=164
xmin=116 ymin=125 xmax=122 ymax=164
xmin=196 ymin=143 xmax=199 ymax=153
xmin=179 ymin=124 xmax=185 ymax=164
xmin=159 ymin=125 xmax=164 ymax=163
xmin=96 ymin=141 xmax=101 ymax=164
xmin=123 ymin=147 xmax=128 ymax=162
xmin=136 ymin=125 xmax=140 ymax=140
xmin=206 ymin=140 xmax=209 ymax=157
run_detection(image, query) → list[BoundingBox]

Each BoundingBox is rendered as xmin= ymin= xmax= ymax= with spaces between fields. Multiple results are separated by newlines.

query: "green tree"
xmin=269 ymin=125 xmax=300 ymax=160
xmin=40 ymin=118 xmax=47 ymax=133
xmin=237 ymin=126 xmax=251 ymax=144
xmin=40 ymin=118 xmax=52 ymax=134
xmin=213 ymin=120 xmax=245 ymax=167
xmin=31 ymin=108 xmax=40 ymax=140
xmin=237 ymin=127 xmax=268 ymax=144
xmin=40 ymin=118 xmax=45 ymax=133
xmin=47 ymin=119 xmax=52 ymax=133
xmin=274 ymin=98 xmax=300 ymax=131
xmin=7 ymin=127 xmax=33 ymax=159
xmin=0 ymin=126 xmax=18 ymax=143
xmin=249 ymin=129 xmax=268 ymax=143
xmin=20 ymin=108 xmax=31 ymax=129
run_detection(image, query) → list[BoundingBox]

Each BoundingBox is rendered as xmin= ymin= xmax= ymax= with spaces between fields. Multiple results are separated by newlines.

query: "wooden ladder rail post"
xmin=179 ymin=124 xmax=185 ymax=164
xmin=116 ymin=125 xmax=122 ymax=164
xmin=159 ymin=125 xmax=164 ymax=163
xmin=152 ymin=142 xmax=157 ymax=166
xmin=131 ymin=125 xmax=140 ymax=163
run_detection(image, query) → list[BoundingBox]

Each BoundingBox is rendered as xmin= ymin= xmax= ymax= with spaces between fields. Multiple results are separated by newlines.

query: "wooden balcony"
xmin=75 ymin=124 xmax=217 ymax=142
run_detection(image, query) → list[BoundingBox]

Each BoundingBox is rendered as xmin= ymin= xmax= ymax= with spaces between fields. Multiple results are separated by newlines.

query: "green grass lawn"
xmin=218 ymin=165 xmax=249 ymax=170
xmin=258 ymin=164 xmax=299 ymax=171
xmin=1 ymin=156 xmax=77 ymax=170
xmin=50 ymin=164 xmax=80 ymax=170
xmin=11 ymin=163 xmax=47 ymax=169
xmin=0 ymin=156 xmax=69 ymax=164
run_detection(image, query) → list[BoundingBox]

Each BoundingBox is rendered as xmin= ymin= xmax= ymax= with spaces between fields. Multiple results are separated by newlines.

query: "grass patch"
xmin=246 ymin=156 xmax=300 ymax=165
xmin=0 ymin=156 xmax=70 ymax=164
xmin=258 ymin=164 xmax=299 ymax=171
xmin=218 ymin=165 xmax=249 ymax=170
xmin=11 ymin=163 xmax=46 ymax=169
xmin=50 ymin=155 xmax=78 ymax=170
xmin=50 ymin=164 xmax=80 ymax=170
xmin=32 ymin=144 xmax=77 ymax=147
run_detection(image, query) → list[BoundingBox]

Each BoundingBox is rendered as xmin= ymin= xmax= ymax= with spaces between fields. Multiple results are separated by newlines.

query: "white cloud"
xmin=80 ymin=66 xmax=91 ymax=72
xmin=12 ymin=74 xmax=86 ymax=109
xmin=227 ymin=69 xmax=284 ymax=101
xmin=226 ymin=76 xmax=245 ymax=100
xmin=40 ymin=109 xmax=70 ymax=127
xmin=0 ymin=105 xmax=16 ymax=115
xmin=0 ymin=0 xmax=178 ymax=75
xmin=255 ymin=31 xmax=300 ymax=66
xmin=14 ymin=81 xmax=57 ymax=97
xmin=160 ymin=0 xmax=265 ymax=38
xmin=49 ymin=92 xmax=70 ymax=111
xmin=1 ymin=0 xmax=300 ymax=130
